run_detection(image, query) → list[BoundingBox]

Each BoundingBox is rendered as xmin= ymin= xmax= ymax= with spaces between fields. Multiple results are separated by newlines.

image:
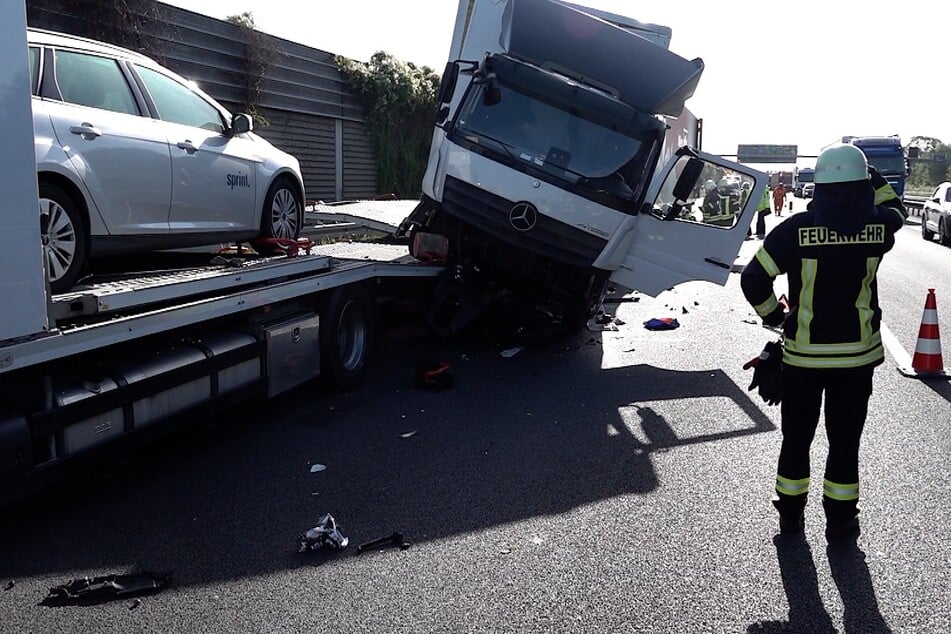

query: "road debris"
xmin=43 ymin=572 xmax=170 ymax=605
xmin=643 ymin=317 xmax=680 ymax=331
xmin=298 ymin=513 xmax=349 ymax=552
xmin=500 ymin=346 xmax=524 ymax=358
xmin=357 ymin=531 xmax=412 ymax=553
xmin=309 ymin=464 xmax=327 ymax=473
xmin=4 ymin=580 xmax=15 ymax=591
xmin=415 ymin=359 xmax=453 ymax=391
xmin=399 ymin=430 xmax=418 ymax=439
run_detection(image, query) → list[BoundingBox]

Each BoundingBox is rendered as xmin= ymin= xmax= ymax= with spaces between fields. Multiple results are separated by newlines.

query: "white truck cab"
xmin=401 ymin=0 xmax=767 ymax=328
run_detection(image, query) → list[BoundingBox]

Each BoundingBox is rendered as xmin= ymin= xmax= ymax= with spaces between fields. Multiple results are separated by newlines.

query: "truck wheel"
xmin=39 ymin=182 xmax=88 ymax=294
xmin=319 ymin=284 xmax=376 ymax=391
xmin=253 ymin=176 xmax=303 ymax=255
xmin=922 ymin=213 xmax=935 ymax=241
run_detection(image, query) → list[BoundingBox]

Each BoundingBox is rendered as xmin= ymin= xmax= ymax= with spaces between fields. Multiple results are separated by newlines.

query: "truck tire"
xmin=253 ymin=176 xmax=303 ymax=256
xmin=319 ymin=284 xmax=376 ymax=391
xmin=921 ymin=213 xmax=934 ymax=241
xmin=39 ymin=181 xmax=88 ymax=294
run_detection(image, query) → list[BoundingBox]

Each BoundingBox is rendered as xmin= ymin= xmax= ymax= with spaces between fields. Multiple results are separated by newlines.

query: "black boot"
xmin=772 ymin=497 xmax=804 ymax=535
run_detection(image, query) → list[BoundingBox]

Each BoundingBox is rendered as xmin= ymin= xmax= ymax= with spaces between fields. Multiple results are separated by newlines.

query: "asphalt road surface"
xmin=2 ymin=199 xmax=949 ymax=633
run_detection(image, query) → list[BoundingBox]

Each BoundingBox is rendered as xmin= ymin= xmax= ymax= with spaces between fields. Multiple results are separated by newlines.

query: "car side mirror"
xmin=231 ymin=113 xmax=253 ymax=135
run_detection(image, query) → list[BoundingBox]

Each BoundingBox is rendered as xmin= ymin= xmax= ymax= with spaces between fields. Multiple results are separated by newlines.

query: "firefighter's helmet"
xmin=815 ymin=144 xmax=869 ymax=184
xmin=705 ymin=179 xmax=717 ymax=192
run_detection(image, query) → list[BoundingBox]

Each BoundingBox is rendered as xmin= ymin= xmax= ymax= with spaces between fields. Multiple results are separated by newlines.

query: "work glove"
xmin=743 ymin=340 xmax=783 ymax=406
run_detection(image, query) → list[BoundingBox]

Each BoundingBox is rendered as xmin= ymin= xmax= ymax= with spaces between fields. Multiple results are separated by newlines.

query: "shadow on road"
xmin=827 ymin=541 xmax=893 ymax=633
xmin=0 ymin=326 xmax=776 ymax=591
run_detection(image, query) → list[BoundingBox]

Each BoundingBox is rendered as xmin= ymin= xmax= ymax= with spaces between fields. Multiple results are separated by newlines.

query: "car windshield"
xmin=450 ymin=83 xmax=659 ymax=211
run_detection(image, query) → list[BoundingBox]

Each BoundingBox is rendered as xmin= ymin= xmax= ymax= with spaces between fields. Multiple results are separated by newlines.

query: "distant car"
xmin=921 ymin=181 xmax=951 ymax=246
xmin=29 ymin=28 xmax=305 ymax=293
xmin=801 ymin=182 xmax=815 ymax=198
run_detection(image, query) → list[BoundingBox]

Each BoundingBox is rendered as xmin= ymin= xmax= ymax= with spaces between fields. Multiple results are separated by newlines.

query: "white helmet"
xmin=705 ymin=179 xmax=717 ymax=192
xmin=815 ymin=144 xmax=869 ymax=184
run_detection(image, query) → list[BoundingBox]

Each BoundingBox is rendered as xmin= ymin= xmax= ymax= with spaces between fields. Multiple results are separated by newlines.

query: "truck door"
xmin=605 ymin=149 xmax=767 ymax=296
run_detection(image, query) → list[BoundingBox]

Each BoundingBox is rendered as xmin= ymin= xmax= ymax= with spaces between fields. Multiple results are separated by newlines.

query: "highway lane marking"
xmin=880 ymin=322 xmax=912 ymax=369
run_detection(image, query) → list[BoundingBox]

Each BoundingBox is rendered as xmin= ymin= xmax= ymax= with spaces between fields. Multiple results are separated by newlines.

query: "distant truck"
xmin=399 ymin=0 xmax=766 ymax=331
xmin=793 ymin=167 xmax=814 ymax=197
xmin=835 ymin=135 xmax=909 ymax=199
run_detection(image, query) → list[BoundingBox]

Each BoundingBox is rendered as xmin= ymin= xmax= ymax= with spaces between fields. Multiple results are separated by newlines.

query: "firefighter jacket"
xmin=702 ymin=187 xmax=738 ymax=226
xmin=741 ymin=179 xmax=907 ymax=369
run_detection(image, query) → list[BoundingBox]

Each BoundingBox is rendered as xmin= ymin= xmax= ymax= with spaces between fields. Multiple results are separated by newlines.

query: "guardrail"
xmin=904 ymin=195 xmax=926 ymax=217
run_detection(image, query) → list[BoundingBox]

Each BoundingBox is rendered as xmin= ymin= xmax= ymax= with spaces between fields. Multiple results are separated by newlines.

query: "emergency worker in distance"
xmin=740 ymin=144 xmax=907 ymax=540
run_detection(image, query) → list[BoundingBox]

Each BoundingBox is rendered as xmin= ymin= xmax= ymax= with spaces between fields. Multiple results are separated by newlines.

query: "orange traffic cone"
xmin=899 ymin=289 xmax=951 ymax=379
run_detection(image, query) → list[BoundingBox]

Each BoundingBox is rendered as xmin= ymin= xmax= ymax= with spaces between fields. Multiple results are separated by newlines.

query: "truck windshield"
xmin=863 ymin=155 xmax=904 ymax=174
xmin=450 ymin=82 xmax=660 ymax=211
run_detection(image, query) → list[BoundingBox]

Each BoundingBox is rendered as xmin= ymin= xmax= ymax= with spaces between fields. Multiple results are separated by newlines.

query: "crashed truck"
xmin=398 ymin=0 xmax=767 ymax=332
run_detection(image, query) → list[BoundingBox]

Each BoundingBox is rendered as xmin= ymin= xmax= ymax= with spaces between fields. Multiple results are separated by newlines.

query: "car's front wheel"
xmin=253 ymin=176 xmax=302 ymax=255
xmin=39 ymin=181 xmax=88 ymax=294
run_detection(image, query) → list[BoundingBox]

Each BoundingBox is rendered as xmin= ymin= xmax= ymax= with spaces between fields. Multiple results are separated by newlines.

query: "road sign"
xmin=736 ymin=144 xmax=798 ymax=163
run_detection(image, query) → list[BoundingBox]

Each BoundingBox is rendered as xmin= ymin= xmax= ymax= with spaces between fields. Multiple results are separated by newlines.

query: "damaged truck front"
xmin=399 ymin=0 xmax=767 ymax=331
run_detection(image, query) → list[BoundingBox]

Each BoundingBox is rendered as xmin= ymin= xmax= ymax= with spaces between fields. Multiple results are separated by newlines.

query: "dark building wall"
xmin=26 ymin=0 xmax=378 ymax=201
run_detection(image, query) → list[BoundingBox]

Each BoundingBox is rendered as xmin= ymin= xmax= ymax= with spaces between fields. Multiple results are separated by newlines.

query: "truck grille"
xmin=441 ymin=176 xmax=607 ymax=268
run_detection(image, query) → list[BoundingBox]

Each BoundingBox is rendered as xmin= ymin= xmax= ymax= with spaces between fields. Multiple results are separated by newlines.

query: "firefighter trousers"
xmin=774 ymin=363 xmax=875 ymax=523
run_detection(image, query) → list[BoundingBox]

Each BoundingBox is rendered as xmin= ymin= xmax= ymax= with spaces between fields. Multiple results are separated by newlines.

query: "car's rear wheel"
xmin=39 ymin=182 xmax=88 ymax=294
xmin=940 ymin=218 xmax=951 ymax=247
xmin=921 ymin=212 xmax=935 ymax=240
xmin=253 ymin=176 xmax=302 ymax=256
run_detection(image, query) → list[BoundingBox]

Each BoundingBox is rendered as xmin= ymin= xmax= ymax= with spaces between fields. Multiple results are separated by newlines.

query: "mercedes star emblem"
xmin=509 ymin=202 xmax=538 ymax=232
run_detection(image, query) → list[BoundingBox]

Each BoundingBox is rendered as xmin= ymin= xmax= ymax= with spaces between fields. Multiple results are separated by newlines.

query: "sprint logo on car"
xmin=227 ymin=172 xmax=251 ymax=189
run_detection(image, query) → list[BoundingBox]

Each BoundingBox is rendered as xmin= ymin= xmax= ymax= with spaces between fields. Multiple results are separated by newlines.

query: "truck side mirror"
xmin=672 ymin=158 xmax=704 ymax=201
xmin=483 ymin=81 xmax=501 ymax=107
xmin=435 ymin=106 xmax=451 ymax=126
xmin=436 ymin=62 xmax=459 ymax=105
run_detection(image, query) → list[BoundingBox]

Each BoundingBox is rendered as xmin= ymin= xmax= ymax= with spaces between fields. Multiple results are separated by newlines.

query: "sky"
xmin=162 ymin=0 xmax=949 ymax=169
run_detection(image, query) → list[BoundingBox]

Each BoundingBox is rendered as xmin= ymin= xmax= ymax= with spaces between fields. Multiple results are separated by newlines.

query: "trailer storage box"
xmin=108 ymin=346 xmax=212 ymax=427
xmin=0 ymin=409 xmax=32 ymax=476
xmin=264 ymin=314 xmax=320 ymax=397
xmin=191 ymin=331 xmax=262 ymax=395
xmin=54 ymin=376 xmax=123 ymax=456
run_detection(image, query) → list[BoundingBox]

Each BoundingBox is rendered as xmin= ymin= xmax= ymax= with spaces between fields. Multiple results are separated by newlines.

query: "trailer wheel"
xmin=39 ymin=181 xmax=88 ymax=294
xmin=319 ymin=284 xmax=376 ymax=391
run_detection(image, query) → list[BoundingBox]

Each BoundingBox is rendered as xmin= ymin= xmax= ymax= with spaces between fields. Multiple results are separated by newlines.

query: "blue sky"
xmin=162 ymin=0 xmax=948 ymax=167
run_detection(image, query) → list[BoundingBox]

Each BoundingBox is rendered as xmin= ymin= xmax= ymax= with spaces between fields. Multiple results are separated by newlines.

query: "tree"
xmin=337 ymin=52 xmax=440 ymax=198
xmin=226 ymin=11 xmax=274 ymax=127
xmin=907 ymin=136 xmax=951 ymax=191
xmin=27 ymin=0 xmax=165 ymax=59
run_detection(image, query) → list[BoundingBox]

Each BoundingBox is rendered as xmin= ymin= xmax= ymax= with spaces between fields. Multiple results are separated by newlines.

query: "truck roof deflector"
xmin=501 ymin=0 xmax=704 ymax=117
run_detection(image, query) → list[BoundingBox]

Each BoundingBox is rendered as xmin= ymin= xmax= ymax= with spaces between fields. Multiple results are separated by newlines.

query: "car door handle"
xmin=176 ymin=140 xmax=199 ymax=154
xmin=69 ymin=124 xmax=102 ymax=139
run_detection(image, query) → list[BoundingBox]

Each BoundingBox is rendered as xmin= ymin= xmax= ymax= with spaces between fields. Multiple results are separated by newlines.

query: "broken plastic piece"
xmin=500 ymin=346 xmax=524 ymax=358
xmin=415 ymin=359 xmax=453 ymax=391
xmin=643 ymin=317 xmax=680 ymax=331
xmin=357 ymin=531 xmax=412 ymax=553
xmin=298 ymin=513 xmax=349 ymax=552
xmin=310 ymin=464 xmax=327 ymax=473
xmin=44 ymin=572 xmax=170 ymax=605
xmin=399 ymin=430 xmax=418 ymax=439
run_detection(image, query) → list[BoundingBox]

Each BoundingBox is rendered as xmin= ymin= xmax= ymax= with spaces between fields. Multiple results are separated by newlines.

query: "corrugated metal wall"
xmin=26 ymin=0 xmax=378 ymax=201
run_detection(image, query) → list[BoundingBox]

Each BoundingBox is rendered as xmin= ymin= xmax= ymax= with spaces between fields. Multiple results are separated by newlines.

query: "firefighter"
xmin=746 ymin=182 xmax=772 ymax=239
xmin=772 ymin=181 xmax=787 ymax=216
xmin=702 ymin=178 xmax=738 ymax=227
xmin=740 ymin=144 xmax=907 ymax=540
